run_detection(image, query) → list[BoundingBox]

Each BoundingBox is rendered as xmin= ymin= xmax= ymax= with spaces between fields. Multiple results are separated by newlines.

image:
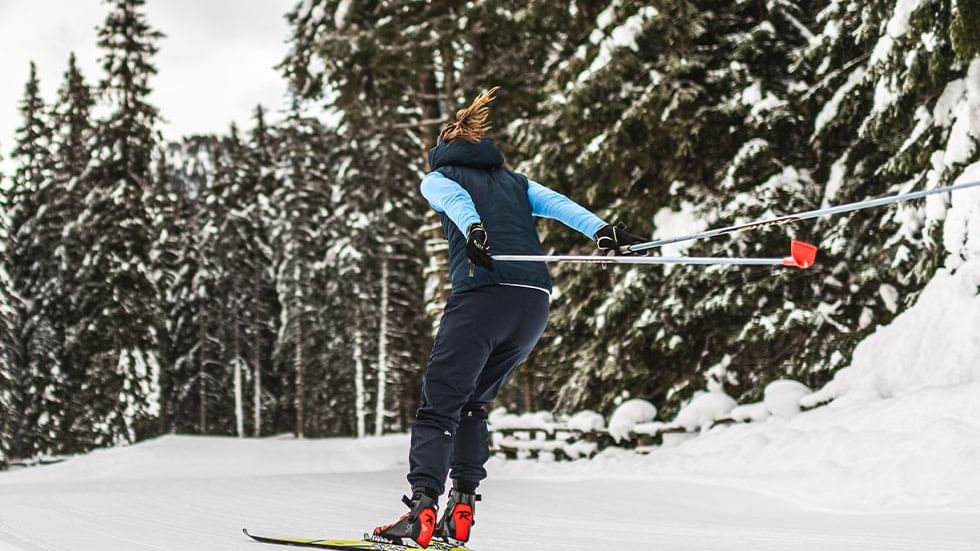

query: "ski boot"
xmin=372 ymin=489 xmax=439 ymax=547
xmin=434 ymin=486 xmax=481 ymax=545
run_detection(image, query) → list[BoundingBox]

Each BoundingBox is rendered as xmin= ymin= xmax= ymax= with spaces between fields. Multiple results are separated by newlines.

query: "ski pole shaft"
xmin=628 ymin=179 xmax=980 ymax=253
xmin=493 ymin=240 xmax=818 ymax=269
xmin=492 ymin=254 xmax=787 ymax=266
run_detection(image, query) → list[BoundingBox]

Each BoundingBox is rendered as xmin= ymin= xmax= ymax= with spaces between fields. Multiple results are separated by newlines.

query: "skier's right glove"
xmin=593 ymin=222 xmax=649 ymax=256
xmin=465 ymin=222 xmax=494 ymax=271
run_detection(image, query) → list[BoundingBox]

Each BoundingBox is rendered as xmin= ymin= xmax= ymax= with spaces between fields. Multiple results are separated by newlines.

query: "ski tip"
xmin=784 ymin=239 xmax=818 ymax=269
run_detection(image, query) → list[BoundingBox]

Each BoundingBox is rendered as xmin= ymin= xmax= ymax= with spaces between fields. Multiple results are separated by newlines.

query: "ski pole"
xmin=627 ymin=179 xmax=980 ymax=253
xmin=494 ymin=240 xmax=818 ymax=269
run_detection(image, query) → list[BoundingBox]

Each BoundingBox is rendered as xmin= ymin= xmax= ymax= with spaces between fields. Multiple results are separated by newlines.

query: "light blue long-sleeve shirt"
xmin=420 ymin=171 xmax=607 ymax=239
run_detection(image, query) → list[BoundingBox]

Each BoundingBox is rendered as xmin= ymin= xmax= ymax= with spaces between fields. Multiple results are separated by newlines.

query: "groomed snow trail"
xmin=0 ymin=435 xmax=976 ymax=551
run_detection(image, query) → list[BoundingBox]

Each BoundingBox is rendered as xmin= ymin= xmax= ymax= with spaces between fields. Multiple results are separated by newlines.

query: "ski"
xmin=242 ymin=529 xmax=470 ymax=551
xmin=494 ymin=239 xmax=818 ymax=269
xmin=625 ymin=179 xmax=980 ymax=253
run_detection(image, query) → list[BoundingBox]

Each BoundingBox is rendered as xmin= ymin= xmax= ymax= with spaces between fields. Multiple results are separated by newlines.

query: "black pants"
xmin=407 ymin=285 xmax=549 ymax=495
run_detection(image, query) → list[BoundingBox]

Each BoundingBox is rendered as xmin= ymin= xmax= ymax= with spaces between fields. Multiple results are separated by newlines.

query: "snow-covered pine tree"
xmin=202 ymin=124 xmax=280 ymax=437
xmin=42 ymin=53 xmax=97 ymax=453
xmin=0 ymin=149 xmax=18 ymax=468
xmin=155 ymin=136 xmax=223 ymax=434
xmin=68 ymin=0 xmax=164 ymax=445
xmin=242 ymin=106 xmax=280 ymax=437
xmin=4 ymin=62 xmax=61 ymax=459
xmin=270 ymin=107 xmax=336 ymax=438
xmin=281 ymin=0 xmax=434 ymax=433
xmin=0 ymin=260 xmax=14 ymax=467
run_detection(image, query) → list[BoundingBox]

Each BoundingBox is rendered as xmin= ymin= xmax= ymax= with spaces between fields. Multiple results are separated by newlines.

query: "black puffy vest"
xmin=428 ymin=139 xmax=552 ymax=294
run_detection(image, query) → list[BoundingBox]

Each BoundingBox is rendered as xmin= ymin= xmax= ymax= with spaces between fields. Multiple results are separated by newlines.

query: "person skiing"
xmin=372 ymin=86 xmax=648 ymax=548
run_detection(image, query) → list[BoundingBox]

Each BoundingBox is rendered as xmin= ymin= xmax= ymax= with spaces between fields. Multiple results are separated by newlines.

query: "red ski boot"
xmin=372 ymin=490 xmax=438 ymax=547
xmin=434 ymin=487 xmax=480 ymax=545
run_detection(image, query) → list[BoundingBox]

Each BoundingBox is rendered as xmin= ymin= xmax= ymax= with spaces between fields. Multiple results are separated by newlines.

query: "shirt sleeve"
xmin=420 ymin=171 xmax=482 ymax=235
xmin=527 ymin=179 xmax=607 ymax=239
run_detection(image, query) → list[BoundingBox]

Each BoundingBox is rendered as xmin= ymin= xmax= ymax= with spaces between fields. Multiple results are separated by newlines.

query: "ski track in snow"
xmin=1 ymin=435 xmax=977 ymax=551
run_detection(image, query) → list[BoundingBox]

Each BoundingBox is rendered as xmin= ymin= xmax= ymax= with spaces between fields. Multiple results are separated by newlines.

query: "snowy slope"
xmin=0 ymin=429 xmax=977 ymax=551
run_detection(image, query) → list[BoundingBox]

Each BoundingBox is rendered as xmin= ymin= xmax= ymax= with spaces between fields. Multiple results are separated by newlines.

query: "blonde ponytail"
xmin=439 ymin=86 xmax=499 ymax=143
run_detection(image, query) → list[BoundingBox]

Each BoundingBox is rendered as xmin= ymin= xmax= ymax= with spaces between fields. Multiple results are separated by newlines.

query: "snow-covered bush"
xmin=566 ymin=410 xmax=606 ymax=432
xmin=763 ymin=380 xmax=812 ymax=417
xmin=673 ymin=391 xmax=737 ymax=431
xmin=607 ymin=399 xmax=657 ymax=442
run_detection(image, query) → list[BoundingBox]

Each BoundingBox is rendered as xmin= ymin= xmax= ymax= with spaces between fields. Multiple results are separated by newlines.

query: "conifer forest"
xmin=1 ymin=0 xmax=978 ymax=467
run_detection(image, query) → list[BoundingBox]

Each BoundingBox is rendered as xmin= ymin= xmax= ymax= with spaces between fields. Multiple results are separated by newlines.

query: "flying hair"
xmin=439 ymin=86 xmax=499 ymax=143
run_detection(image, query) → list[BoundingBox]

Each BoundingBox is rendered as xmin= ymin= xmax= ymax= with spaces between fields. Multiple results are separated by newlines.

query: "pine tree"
xmin=68 ymin=0 xmax=165 ymax=445
xmin=270 ymin=108 xmax=336 ymax=437
xmin=41 ymin=53 xmax=97 ymax=453
xmin=242 ymin=106 xmax=280 ymax=436
xmin=0 ymin=148 xmax=18 ymax=467
xmin=155 ymin=135 xmax=222 ymax=434
xmin=4 ymin=62 xmax=61 ymax=459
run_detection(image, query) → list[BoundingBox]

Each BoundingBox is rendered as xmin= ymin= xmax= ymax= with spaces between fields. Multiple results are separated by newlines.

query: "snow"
xmin=729 ymin=401 xmax=771 ymax=423
xmin=878 ymin=282 xmax=900 ymax=313
xmin=942 ymin=60 xmax=980 ymax=171
xmin=334 ymin=0 xmax=352 ymax=29
xmin=672 ymin=391 xmax=737 ymax=431
xmin=607 ymin=399 xmax=657 ymax=442
xmin=488 ymin=409 xmax=558 ymax=432
xmin=652 ymin=201 xmax=707 ymax=256
xmin=4 ymin=421 xmax=978 ymax=551
xmin=565 ymin=409 xmax=606 ymax=432
xmin=869 ymin=0 xmax=925 ymax=65
xmin=576 ymin=6 xmax=658 ymax=85
xmin=814 ymin=66 xmax=866 ymax=136
xmin=763 ymin=380 xmax=812 ymax=417
xmin=944 ymin=161 xmax=980 ymax=265
xmin=822 ymin=152 xmax=849 ymax=207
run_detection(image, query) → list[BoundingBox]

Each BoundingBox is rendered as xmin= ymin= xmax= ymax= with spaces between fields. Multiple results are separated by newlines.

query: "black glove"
xmin=465 ymin=222 xmax=494 ymax=271
xmin=593 ymin=222 xmax=649 ymax=256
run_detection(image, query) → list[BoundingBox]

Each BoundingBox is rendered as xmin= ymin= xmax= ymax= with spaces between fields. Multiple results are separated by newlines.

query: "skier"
xmin=372 ymin=87 xmax=649 ymax=548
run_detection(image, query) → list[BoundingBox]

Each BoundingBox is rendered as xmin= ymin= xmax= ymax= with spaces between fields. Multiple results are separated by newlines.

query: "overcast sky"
xmin=0 ymin=0 xmax=296 ymax=156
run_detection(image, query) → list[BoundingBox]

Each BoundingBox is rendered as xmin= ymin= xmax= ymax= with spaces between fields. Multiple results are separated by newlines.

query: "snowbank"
xmin=490 ymin=380 xmax=980 ymax=511
xmin=805 ymin=258 xmax=980 ymax=403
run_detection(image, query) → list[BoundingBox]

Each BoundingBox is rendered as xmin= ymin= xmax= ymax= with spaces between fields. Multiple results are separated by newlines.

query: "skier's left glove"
xmin=593 ymin=222 xmax=649 ymax=256
xmin=466 ymin=222 xmax=494 ymax=271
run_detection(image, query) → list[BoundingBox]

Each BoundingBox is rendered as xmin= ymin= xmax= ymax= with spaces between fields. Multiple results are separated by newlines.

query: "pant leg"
xmin=407 ymin=290 xmax=498 ymax=495
xmin=450 ymin=287 xmax=550 ymax=484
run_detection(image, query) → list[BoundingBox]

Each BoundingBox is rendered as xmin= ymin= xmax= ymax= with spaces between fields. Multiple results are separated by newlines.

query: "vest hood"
xmin=428 ymin=138 xmax=504 ymax=171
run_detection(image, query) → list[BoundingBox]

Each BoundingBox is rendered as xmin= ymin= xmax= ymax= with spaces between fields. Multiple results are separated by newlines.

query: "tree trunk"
xmin=354 ymin=294 xmax=366 ymax=438
xmin=198 ymin=310 xmax=207 ymax=434
xmin=233 ymin=320 xmax=243 ymax=438
xmin=375 ymin=251 xmax=389 ymax=436
xmin=253 ymin=315 xmax=262 ymax=438
xmin=294 ymin=301 xmax=305 ymax=439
